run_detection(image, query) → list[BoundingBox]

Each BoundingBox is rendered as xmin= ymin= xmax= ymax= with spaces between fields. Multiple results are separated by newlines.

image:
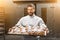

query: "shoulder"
xmin=20 ymin=16 xmax=28 ymax=20
xmin=35 ymin=15 xmax=43 ymax=20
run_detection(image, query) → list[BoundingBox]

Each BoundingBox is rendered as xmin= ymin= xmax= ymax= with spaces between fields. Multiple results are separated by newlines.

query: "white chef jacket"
xmin=15 ymin=14 xmax=47 ymax=29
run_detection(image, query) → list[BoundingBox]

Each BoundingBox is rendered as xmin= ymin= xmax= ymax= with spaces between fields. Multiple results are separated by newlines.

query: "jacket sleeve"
xmin=15 ymin=17 xmax=23 ymax=27
xmin=39 ymin=18 xmax=47 ymax=29
xmin=39 ymin=18 xmax=49 ymax=34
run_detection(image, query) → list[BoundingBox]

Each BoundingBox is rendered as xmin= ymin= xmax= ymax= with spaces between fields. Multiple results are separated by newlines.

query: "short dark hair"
xmin=27 ymin=4 xmax=35 ymax=9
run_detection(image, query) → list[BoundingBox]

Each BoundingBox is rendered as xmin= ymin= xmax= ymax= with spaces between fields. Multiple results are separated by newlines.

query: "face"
xmin=27 ymin=7 xmax=35 ymax=16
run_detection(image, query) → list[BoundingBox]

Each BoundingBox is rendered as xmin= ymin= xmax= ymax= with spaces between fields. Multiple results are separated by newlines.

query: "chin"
xmin=29 ymin=14 xmax=33 ymax=16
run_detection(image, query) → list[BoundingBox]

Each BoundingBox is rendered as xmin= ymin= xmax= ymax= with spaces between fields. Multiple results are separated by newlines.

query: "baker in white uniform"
xmin=15 ymin=4 xmax=49 ymax=40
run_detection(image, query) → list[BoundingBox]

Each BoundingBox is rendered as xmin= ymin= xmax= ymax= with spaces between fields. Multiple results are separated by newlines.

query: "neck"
xmin=28 ymin=14 xmax=35 ymax=17
xmin=29 ymin=14 xmax=33 ymax=16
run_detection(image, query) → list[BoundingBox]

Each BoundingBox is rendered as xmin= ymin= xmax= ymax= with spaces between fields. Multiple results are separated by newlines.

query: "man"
xmin=15 ymin=4 xmax=49 ymax=40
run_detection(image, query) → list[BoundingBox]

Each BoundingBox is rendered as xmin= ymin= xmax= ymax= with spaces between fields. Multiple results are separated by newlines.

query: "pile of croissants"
xmin=8 ymin=26 xmax=49 ymax=36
